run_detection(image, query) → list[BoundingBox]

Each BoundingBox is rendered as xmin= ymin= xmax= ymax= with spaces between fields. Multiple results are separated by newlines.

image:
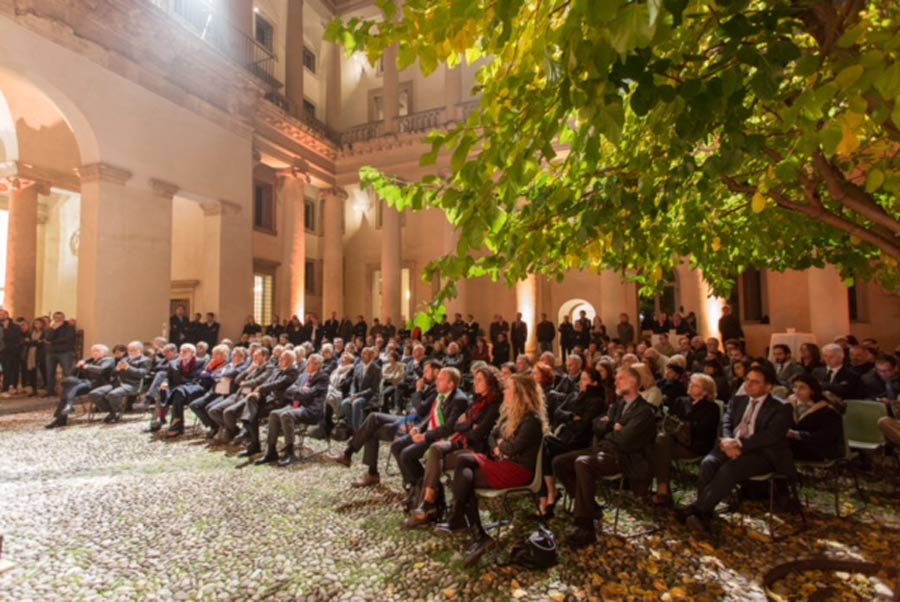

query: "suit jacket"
xmin=74 ymin=357 xmax=116 ymax=387
xmin=774 ymin=360 xmax=804 ymax=388
xmin=257 ymin=365 xmax=301 ymax=402
xmin=813 ymin=365 xmax=862 ymax=400
xmin=113 ymin=355 xmax=152 ymax=390
xmin=324 ymin=319 xmax=340 ymax=340
xmin=511 ymin=320 xmax=528 ymax=344
xmin=537 ymin=320 xmax=556 ymax=343
xmin=419 ymin=387 xmax=469 ymax=444
xmin=202 ymin=322 xmax=220 ymax=347
xmin=407 ymin=382 xmax=437 ymax=418
xmin=166 ymin=357 xmax=208 ymax=388
xmin=723 ymin=394 xmax=794 ymax=475
xmin=291 ymin=370 xmax=330 ymax=411
xmin=351 ymin=362 xmax=381 ymax=400
xmin=594 ymin=395 xmax=657 ymax=493
xmin=489 ymin=321 xmax=509 ymax=345
xmin=169 ymin=315 xmax=189 ymax=344
xmin=496 ymin=412 xmax=544 ymax=470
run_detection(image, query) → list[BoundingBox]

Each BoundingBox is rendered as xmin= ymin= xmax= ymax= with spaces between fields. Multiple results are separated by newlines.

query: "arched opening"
xmin=0 ymin=69 xmax=88 ymax=320
xmin=558 ymin=298 xmax=597 ymax=325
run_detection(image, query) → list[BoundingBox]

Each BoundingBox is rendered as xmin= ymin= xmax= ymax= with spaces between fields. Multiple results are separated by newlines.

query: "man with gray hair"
xmin=813 ymin=343 xmax=862 ymax=400
xmin=46 ymin=344 xmax=115 ymax=429
xmin=257 ymin=354 xmax=330 ymax=466
xmin=91 ymin=341 xmax=152 ymax=423
xmin=236 ymin=350 xmax=300 ymax=457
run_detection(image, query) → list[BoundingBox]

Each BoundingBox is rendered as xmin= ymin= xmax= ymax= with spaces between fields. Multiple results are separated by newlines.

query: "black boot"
xmin=435 ymin=502 xmax=468 ymax=535
xmin=45 ymin=416 xmax=66 ymax=429
xmin=277 ymin=446 xmax=295 ymax=466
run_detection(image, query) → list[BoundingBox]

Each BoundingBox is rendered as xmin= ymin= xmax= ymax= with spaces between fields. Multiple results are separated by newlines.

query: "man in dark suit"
xmin=489 ymin=315 xmax=509 ymax=348
xmin=45 ymin=344 xmax=116 ymax=429
xmin=91 ymin=341 xmax=152 ymax=423
xmin=558 ymin=316 xmax=575 ymax=361
xmin=327 ymin=359 xmax=441 ymax=486
xmin=202 ymin=313 xmax=220 ymax=348
xmin=717 ymin=304 xmax=744 ymax=343
xmin=772 ymin=344 xmax=804 ymax=388
xmin=813 ymin=343 xmax=862 ymax=400
xmin=537 ymin=313 xmax=556 ymax=354
xmin=352 ymin=315 xmax=368 ymax=341
xmin=258 ymin=353 xmax=330 ymax=466
xmin=208 ymin=347 xmax=273 ymax=441
xmin=681 ymin=366 xmax=794 ymax=534
xmin=560 ymin=366 xmax=657 ymax=548
xmin=236 ymin=350 xmax=301 ymax=457
xmin=391 ymin=366 xmax=468 ymax=489
xmin=169 ymin=304 xmax=190 ymax=345
xmin=339 ymin=347 xmax=382 ymax=433
xmin=450 ymin=313 xmax=468 ymax=340
xmin=160 ymin=343 xmax=211 ymax=436
xmin=324 ymin=312 xmax=340 ymax=342
xmin=466 ymin=314 xmax=480 ymax=344
xmin=511 ymin=312 xmax=528 ymax=359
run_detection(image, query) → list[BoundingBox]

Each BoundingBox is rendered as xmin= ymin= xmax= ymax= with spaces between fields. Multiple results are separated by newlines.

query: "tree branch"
xmin=812 ymin=152 xmax=900 ymax=234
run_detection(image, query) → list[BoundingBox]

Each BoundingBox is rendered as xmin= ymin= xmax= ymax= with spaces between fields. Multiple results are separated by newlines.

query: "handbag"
xmin=506 ymin=526 xmax=558 ymax=570
xmin=661 ymin=413 xmax=691 ymax=448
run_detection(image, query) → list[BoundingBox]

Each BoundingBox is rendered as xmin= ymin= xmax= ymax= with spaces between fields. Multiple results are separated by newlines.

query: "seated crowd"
xmin=40 ymin=305 xmax=900 ymax=566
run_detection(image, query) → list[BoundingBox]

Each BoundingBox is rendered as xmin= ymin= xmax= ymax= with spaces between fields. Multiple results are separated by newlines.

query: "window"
xmin=254 ymin=13 xmax=274 ymax=52
xmin=253 ymin=181 xmax=275 ymax=233
xmin=638 ymin=270 xmax=677 ymax=326
xmin=303 ymin=47 xmax=316 ymax=73
xmin=304 ymin=198 xmax=317 ymax=233
xmin=368 ymin=82 xmax=412 ymax=121
xmin=253 ymin=272 xmax=274 ymax=326
xmin=740 ymin=268 xmax=765 ymax=322
xmin=302 ymin=99 xmax=316 ymax=119
xmin=848 ymin=281 xmax=867 ymax=322
xmin=305 ymin=259 xmax=316 ymax=295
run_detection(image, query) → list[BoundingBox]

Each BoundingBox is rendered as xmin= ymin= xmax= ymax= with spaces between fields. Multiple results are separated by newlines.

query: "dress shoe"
xmin=65 ymin=404 xmax=76 ymax=415
xmin=237 ymin=445 xmax=261 ymax=458
xmin=102 ymin=413 xmax=116 ymax=423
xmin=403 ymin=502 xmax=438 ymax=529
xmin=45 ymin=417 xmax=65 ymax=429
xmin=255 ymin=452 xmax=279 ymax=465
xmin=232 ymin=430 xmax=250 ymax=444
xmin=565 ymin=527 xmax=597 ymax=549
xmin=110 ymin=412 xmax=122 ymax=424
xmin=277 ymin=454 xmax=296 ymax=467
xmin=685 ymin=514 xmax=711 ymax=536
xmin=435 ymin=519 xmax=468 ymax=536
xmin=463 ymin=533 xmax=496 ymax=567
xmin=351 ymin=473 xmax=380 ymax=488
xmin=325 ymin=453 xmax=351 ymax=468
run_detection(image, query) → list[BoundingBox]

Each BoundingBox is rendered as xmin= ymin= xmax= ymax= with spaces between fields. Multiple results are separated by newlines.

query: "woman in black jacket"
xmin=405 ymin=366 xmax=503 ymax=527
xmin=536 ymin=368 xmax=606 ymax=518
xmin=437 ymin=372 xmax=548 ymax=567
xmin=0 ymin=309 xmax=23 ymax=394
xmin=787 ymin=373 xmax=844 ymax=461
xmin=650 ymin=373 xmax=721 ymax=506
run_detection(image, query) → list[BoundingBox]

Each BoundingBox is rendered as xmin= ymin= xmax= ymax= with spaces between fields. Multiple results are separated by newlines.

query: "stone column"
xmin=325 ymin=42 xmax=342 ymax=130
xmin=76 ymin=164 xmax=172 ymax=345
xmin=444 ymin=61 xmax=462 ymax=122
xmin=285 ymin=0 xmax=305 ymax=113
xmin=808 ymin=265 xmax=850 ymax=344
xmin=277 ymin=166 xmax=308 ymax=318
xmin=4 ymin=177 xmax=43 ymax=319
xmin=516 ymin=274 xmax=538 ymax=358
xmin=380 ymin=199 xmax=402 ymax=325
xmin=382 ymin=44 xmax=399 ymax=133
xmin=321 ymin=187 xmax=347 ymax=317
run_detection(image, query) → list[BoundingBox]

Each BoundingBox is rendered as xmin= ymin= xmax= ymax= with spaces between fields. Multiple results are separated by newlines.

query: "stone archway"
xmin=557 ymin=298 xmax=597 ymax=325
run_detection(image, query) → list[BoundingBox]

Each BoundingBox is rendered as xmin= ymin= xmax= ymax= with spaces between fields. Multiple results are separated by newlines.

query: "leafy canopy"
xmin=327 ymin=0 xmax=900 ymax=321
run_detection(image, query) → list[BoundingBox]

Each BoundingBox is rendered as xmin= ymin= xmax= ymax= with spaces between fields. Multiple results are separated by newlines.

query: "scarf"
xmin=180 ymin=356 xmax=197 ymax=376
xmin=452 ymin=392 xmax=498 ymax=446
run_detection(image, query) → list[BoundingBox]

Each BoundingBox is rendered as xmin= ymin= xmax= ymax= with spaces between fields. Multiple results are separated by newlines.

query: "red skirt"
xmin=472 ymin=453 xmax=533 ymax=489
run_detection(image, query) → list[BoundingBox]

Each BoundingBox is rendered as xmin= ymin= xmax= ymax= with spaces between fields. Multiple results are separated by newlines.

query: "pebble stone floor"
xmin=0 ymin=406 xmax=898 ymax=602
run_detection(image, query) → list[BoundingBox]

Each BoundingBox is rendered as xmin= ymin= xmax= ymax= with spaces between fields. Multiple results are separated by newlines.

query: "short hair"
xmin=773 ymin=344 xmax=791 ymax=356
xmin=180 ymin=343 xmax=197 ymax=354
xmin=690 ymin=373 xmax=718 ymax=399
xmin=501 ymin=362 xmax=517 ymax=373
xmin=112 ymin=344 xmax=128 ymax=354
xmin=618 ymin=366 xmax=641 ymax=385
xmin=281 ymin=350 xmax=297 ymax=363
xmin=516 ymin=354 xmax=533 ymax=367
xmin=423 ymin=359 xmax=443 ymax=372
xmin=341 ymin=352 xmax=355 ymax=364
xmin=232 ymin=347 xmax=248 ymax=359
xmin=196 ymin=341 xmax=209 ymax=351
xmin=212 ymin=344 xmax=230 ymax=357
xmin=320 ymin=343 xmax=334 ymax=355
xmin=440 ymin=367 xmax=461 ymax=387
xmin=91 ymin=344 xmax=110 ymax=355
xmin=821 ymin=343 xmax=844 ymax=358
xmin=307 ymin=353 xmax=323 ymax=367
xmin=162 ymin=343 xmax=178 ymax=354
xmin=566 ymin=354 xmax=584 ymax=369
xmin=875 ymin=353 xmax=898 ymax=368
xmin=127 ymin=341 xmax=144 ymax=351
xmin=748 ymin=365 xmax=776 ymax=386
xmin=256 ymin=347 xmax=271 ymax=359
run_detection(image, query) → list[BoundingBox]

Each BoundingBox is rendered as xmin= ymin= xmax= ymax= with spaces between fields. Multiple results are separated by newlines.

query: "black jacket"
xmin=723 ymin=394 xmax=794 ymax=476
xmin=553 ymin=387 xmax=606 ymax=449
xmin=813 ymin=365 xmax=862 ymax=400
xmin=291 ymin=369 xmax=330 ymax=411
xmin=495 ymin=412 xmax=544 ymax=471
xmin=667 ymin=396 xmax=720 ymax=457
xmin=418 ymin=387 xmax=469 ymax=444
xmin=537 ymin=320 xmax=555 ymax=343
xmin=351 ymin=362 xmax=381 ymax=400
xmin=594 ymin=395 xmax=658 ymax=493
xmin=45 ymin=322 xmax=77 ymax=354
xmin=170 ymin=315 xmax=190 ymax=344
xmin=454 ymin=394 xmax=501 ymax=454
xmin=511 ymin=320 xmax=528 ymax=344
xmin=790 ymin=403 xmax=844 ymax=461
xmin=73 ymin=357 xmax=116 ymax=388
xmin=112 ymin=355 xmax=152 ymax=389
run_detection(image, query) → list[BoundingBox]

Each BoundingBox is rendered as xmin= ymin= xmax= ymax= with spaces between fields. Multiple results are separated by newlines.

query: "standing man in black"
xmin=353 ymin=315 xmax=368 ymax=341
xmin=324 ymin=312 xmax=340 ymax=342
xmin=537 ymin=313 xmax=556 ymax=355
xmin=466 ymin=315 xmax=480 ymax=345
xmin=169 ymin=304 xmax=189 ymax=346
xmin=202 ymin=312 xmax=220 ymax=348
xmin=44 ymin=311 xmax=76 ymax=397
xmin=680 ymin=366 xmax=794 ymax=534
xmin=489 ymin=315 xmax=509 ymax=349
xmin=717 ymin=304 xmax=744 ymax=344
xmin=0 ymin=309 xmax=22 ymax=395
xmin=511 ymin=312 xmax=528 ymax=360
xmin=558 ymin=316 xmax=575 ymax=362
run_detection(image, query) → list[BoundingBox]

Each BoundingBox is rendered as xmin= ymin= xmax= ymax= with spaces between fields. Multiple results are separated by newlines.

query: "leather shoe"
xmin=566 ymin=527 xmax=596 ymax=549
xmin=351 ymin=473 xmax=380 ymax=488
xmin=277 ymin=454 xmax=296 ymax=467
xmin=463 ymin=534 xmax=495 ymax=567
xmin=45 ymin=418 xmax=65 ymax=429
xmin=237 ymin=445 xmax=261 ymax=458
xmin=255 ymin=452 xmax=278 ymax=465
xmin=325 ymin=453 xmax=351 ymax=468
xmin=232 ymin=429 xmax=250 ymax=444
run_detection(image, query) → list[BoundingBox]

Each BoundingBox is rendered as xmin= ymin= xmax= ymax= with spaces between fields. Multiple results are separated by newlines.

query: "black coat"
xmin=418 ymin=387 xmax=469 ymax=445
xmin=495 ymin=412 xmax=544 ymax=471
xmin=537 ymin=320 xmax=556 ymax=343
xmin=813 ymin=365 xmax=862 ymax=400
xmin=169 ymin=315 xmax=190 ymax=344
xmin=594 ymin=395 xmax=658 ymax=493
xmin=553 ymin=387 xmax=606 ymax=449
xmin=112 ymin=355 xmax=152 ymax=390
xmin=453 ymin=394 xmax=501 ymax=455
xmin=723 ymin=394 xmax=794 ymax=476
xmin=667 ymin=396 xmax=720 ymax=457
xmin=790 ymin=403 xmax=844 ymax=461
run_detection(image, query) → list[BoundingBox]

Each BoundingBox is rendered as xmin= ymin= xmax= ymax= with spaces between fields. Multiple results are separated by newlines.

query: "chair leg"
xmin=832 ymin=464 xmax=841 ymax=518
xmin=766 ymin=479 xmax=777 ymax=541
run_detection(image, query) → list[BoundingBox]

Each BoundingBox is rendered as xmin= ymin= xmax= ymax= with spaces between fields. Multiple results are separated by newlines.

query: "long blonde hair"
xmin=500 ymin=373 xmax=549 ymax=439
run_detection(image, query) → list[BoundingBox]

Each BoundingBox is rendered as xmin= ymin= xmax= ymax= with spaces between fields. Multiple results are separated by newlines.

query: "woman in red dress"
xmin=437 ymin=372 xmax=548 ymax=566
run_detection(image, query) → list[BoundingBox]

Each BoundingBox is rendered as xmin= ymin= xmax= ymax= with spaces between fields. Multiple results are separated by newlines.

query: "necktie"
xmin=737 ymin=398 xmax=761 ymax=439
xmin=828 ymin=369 xmax=835 ymax=383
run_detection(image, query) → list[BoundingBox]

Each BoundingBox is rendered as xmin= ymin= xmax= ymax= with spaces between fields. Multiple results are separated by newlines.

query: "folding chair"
xmin=718 ymin=471 xmax=807 ymax=542
xmin=795 ymin=432 xmax=856 ymax=517
xmin=475 ymin=441 xmax=544 ymax=541
xmin=294 ymin=421 xmax=332 ymax=460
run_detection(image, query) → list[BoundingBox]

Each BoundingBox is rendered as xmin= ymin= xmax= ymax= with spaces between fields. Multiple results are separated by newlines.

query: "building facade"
xmin=0 ymin=0 xmax=897 ymax=353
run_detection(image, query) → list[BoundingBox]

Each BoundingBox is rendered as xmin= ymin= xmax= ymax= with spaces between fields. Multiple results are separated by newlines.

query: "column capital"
xmin=149 ymin=178 xmax=180 ymax=199
xmin=77 ymin=163 xmax=133 ymax=185
xmin=200 ymin=199 xmax=242 ymax=216
xmin=321 ymin=186 xmax=349 ymax=201
xmin=276 ymin=159 xmax=311 ymax=183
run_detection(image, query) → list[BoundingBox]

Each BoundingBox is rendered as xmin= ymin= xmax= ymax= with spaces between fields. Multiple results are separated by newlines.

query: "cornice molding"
xmin=254 ymin=101 xmax=339 ymax=161
xmin=149 ymin=178 xmax=180 ymax=199
xmin=76 ymin=163 xmax=133 ymax=185
xmin=200 ymin=199 xmax=242 ymax=216
xmin=321 ymin=187 xmax=349 ymax=201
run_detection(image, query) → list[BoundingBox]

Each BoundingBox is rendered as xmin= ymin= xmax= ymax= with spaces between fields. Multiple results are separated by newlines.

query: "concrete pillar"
xmin=277 ymin=167 xmax=308 ymax=318
xmin=322 ymin=187 xmax=346 ymax=317
xmin=674 ymin=263 xmax=723 ymax=340
xmin=4 ymin=177 xmax=42 ymax=318
xmin=325 ymin=42 xmax=342 ymax=130
xmin=380 ymin=199 xmax=402 ymax=325
xmin=808 ymin=265 xmax=850 ymax=344
xmin=382 ymin=44 xmax=399 ymax=133
xmin=444 ymin=61 xmax=462 ymax=122
xmin=76 ymin=164 xmax=172 ymax=345
xmin=285 ymin=0 xmax=305 ymax=113
xmin=516 ymin=274 xmax=538 ymax=357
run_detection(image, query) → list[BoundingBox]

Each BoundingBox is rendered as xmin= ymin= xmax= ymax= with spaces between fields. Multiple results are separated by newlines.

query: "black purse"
xmin=662 ymin=414 xmax=691 ymax=448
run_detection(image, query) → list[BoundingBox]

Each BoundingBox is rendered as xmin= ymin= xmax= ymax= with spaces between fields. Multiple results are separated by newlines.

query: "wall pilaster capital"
xmin=200 ymin=199 xmax=242 ymax=216
xmin=149 ymin=178 xmax=179 ymax=199
xmin=76 ymin=163 xmax=133 ymax=185
xmin=276 ymin=159 xmax=311 ymax=184
xmin=321 ymin=186 xmax=349 ymax=201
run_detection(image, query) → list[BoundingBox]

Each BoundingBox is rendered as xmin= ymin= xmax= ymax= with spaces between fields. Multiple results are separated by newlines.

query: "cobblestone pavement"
xmin=0 ymin=409 xmax=897 ymax=601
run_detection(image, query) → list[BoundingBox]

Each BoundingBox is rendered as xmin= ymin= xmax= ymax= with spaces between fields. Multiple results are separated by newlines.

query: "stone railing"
xmin=458 ymin=99 xmax=481 ymax=120
xmin=340 ymin=120 xmax=385 ymax=145
xmin=397 ymin=107 xmax=444 ymax=134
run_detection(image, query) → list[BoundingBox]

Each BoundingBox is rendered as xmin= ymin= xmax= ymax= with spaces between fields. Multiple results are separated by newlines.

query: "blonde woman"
xmin=633 ymin=362 xmax=663 ymax=407
xmin=436 ymin=373 xmax=548 ymax=567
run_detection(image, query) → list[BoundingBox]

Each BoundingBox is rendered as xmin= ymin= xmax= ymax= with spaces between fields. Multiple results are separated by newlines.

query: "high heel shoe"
xmin=529 ymin=501 xmax=556 ymax=521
